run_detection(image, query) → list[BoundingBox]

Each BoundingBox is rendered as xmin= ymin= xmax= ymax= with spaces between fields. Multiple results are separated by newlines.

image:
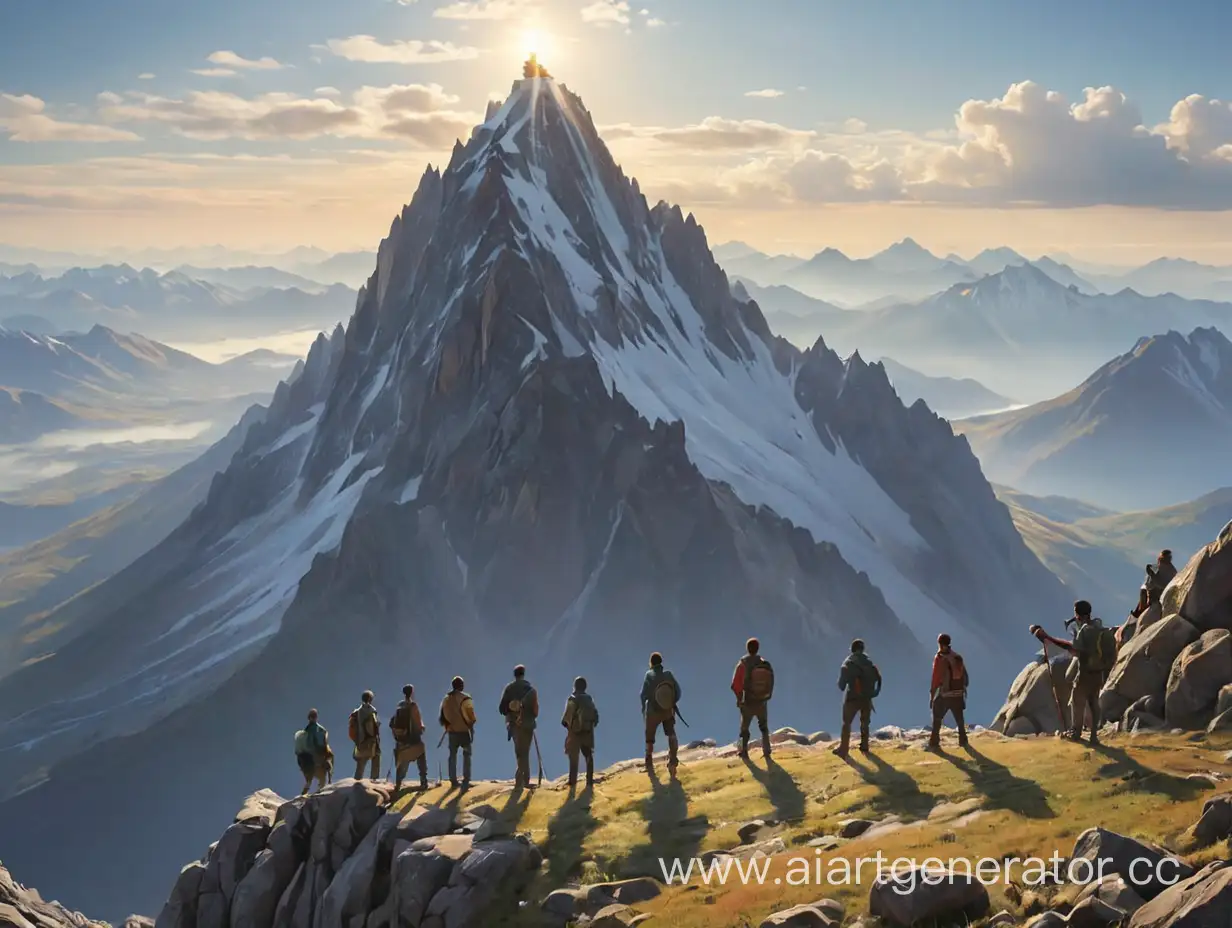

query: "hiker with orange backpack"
xmin=1032 ymin=600 xmax=1117 ymax=745
xmin=927 ymin=634 xmax=969 ymax=751
xmin=641 ymin=651 xmax=681 ymax=777
xmin=350 ymin=690 xmax=382 ymax=780
xmin=834 ymin=639 xmax=881 ymax=757
xmin=731 ymin=637 xmax=775 ymax=759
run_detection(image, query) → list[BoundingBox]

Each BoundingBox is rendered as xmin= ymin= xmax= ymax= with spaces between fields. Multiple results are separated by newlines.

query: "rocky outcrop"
xmin=991 ymin=657 xmax=1072 ymax=735
xmin=0 ymin=865 xmax=109 ymax=928
xmin=1099 ymin=614 xmax=1200 ymax=722
xmin=1069 ymin=828 xmax=1193 ymax=901
xmin=868 ymin=867 xmax=990 ymax=926
xmin=157 ymin=782 xmax=541 ymax=928
xmin=1129 ymin=861 xmax=1232 ymax=928
xmin=759 ymin=899 xmax=842 ymax=927
xmin=1164 ymin=630 xmax=1232 ymax=729
xmin=1161 ymin=521 xmax=1232 ymax=632
xmin=1190 ymin=796 xmax=1232 ymax=848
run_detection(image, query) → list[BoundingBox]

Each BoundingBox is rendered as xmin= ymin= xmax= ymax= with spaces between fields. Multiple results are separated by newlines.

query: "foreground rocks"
xmin=1129 ymin=861 xmax=1232 ymax=928
xmin=0 ymin=865 xmax=110 ymax=928
xmin=868 ymin=867 xmax=990 ymax=926
xmin=155 ymin=781 xmax=543 ymax=928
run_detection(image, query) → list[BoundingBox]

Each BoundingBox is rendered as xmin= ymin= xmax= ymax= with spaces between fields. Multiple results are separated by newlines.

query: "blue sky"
xmin=3 ymin=0 xmax=1231 ymax=261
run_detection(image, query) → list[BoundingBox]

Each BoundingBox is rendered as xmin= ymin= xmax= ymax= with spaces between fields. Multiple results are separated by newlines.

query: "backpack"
xmin=294 ymin=729 xmax=309 ymax=756
xmin=1088 ymin=621 xmax=1119 ymax=672
xmin=348 ymin=709 xmax=360 ymax=744
xmin=848 ymin=658 xmax=882 ymax=698
xmin=944 ymin=652 xmax=969 ymax=691
xmin=653 ymin=678 xmax=677 ymax=712
xmin=746 ymin=657 xmax=774 ymax=701
xmin=569 ymin=695 xmax=597 ymax=733
xmin=390 ymin=703 xmax=415 ymax=741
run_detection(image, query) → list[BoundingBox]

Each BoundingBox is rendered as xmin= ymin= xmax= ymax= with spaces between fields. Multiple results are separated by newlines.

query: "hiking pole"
xmin=533 ymin=732 xmax=545 ymax=786
xmin=1037 ymin=633 xmax=1067 ymax=732
xmin=437 ymin=730 xmax=447 ymax=749
xmin=673 ymin=706 xmax=691 ymax=728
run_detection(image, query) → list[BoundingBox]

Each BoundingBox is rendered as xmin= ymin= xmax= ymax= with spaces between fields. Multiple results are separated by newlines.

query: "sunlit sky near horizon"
xmin=2 ymin=0 xmax=1232 ymax=264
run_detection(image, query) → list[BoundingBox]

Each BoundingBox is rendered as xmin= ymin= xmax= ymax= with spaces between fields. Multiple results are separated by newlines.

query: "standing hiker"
xmin=834 ymin=639 xmax=881 ymax=757
xmin=350 ymin=690 xmax=381 ymax=780
xmin=561 ymin=676 xmax=599 ymax=789
xmin=499 ymin=664 xmax=539 ymax=790
xmin=1032 ymin=600 xmax=1117 ymax=745
xmin=390 ymin=684 xmax=428 ymax=793
xmin=439 ymin=676 xmax=477 ymax=789
xmin=927 ymin=634 xmax=969 ymax=751
xmin=1145 ymin=550 xmax=1176 ymax=604
xmin=295 ymin=708 xmax=332 ymax=795
xmin=640 ymin=652 xmax=681 ymax=776
xmin=731 ymin=637 xmax=774 ymax=759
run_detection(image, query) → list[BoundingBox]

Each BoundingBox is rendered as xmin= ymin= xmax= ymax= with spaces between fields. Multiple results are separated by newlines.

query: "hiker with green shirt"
xmin=499 ymin=664 xmax=539 ymax=790
xmin=834 ymin=639 xmax=881 ymax=757
xmin=561 ymin=676 xmax=599 ymax=789
xmin=350 ymin=690 xmax=381 ymax=780
xmin=731 ymin=637 xmax=774 ymax=760
xmin=295 ymin=708 xmax=332 ymax=795
xmin=1032 ymin=600 xmax=1117 ymax=745
xmin=439 ymin=676 xmax=477 ymax=789
xmin=641 ymin=651 xmax=681 ymax=776
xmin=390 ymin=684 xmax=428 ymax=793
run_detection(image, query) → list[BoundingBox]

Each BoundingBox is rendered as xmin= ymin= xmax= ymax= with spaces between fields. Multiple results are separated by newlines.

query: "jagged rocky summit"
xmin=0 ymin=72 xmax=1065 ymax=921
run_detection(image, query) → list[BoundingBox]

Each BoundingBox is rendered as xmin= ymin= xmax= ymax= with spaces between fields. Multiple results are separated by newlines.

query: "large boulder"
xmin=1070 ymin=829 xmax=1193 ymax=901
xmin=1161 ymin=521 xmax=1232 ymax=632
xmin=315 ymin=812 xmax=399 ymax=928
xmin=1165 ymin=629 xmax=1232 ymax=729
xmin=991 ymin=658 xmax=1073 ymax=735
xmin=1 ymin=865 xmax=108 ymax=928
xmin=868 ymin=867 xmax=990 ymax=926
xmin=390 ymin=834 xmax=474 ymax=928
xmin=1065 ymin=896 xmax=1133 ymax=928
xmin=195 ymin=821 xmax=272 ymax=928
xmin=758 ymin=902 xmax=838 ymax=927
xmin=420 ymin=835 xmax=541 ymax=928
xmin=1100 ymin=615 xmax=1200 ymax=721
xmin=1123 ymin=696 xmax=1168 ymax=733
xmin=1073 ymin=875 xmax=1145 ymax=914
xmin=1217 ymin=684 xmax=1232 ymax=716
xmin=1129 ymin=862 xmax=1232 ymax=928
xmin=1190 ymin=796 xmax=1232 ymax=847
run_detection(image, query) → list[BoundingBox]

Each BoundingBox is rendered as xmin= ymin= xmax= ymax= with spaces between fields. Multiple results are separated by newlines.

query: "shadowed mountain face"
xmin=958 ymin=328 xmax=1232 ymax=510
xmin=0 ymin=75 xmax=1066 ymax=922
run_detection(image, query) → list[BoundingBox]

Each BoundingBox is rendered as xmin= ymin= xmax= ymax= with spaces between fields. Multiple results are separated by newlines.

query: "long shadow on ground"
xmin=1092 ymin=742 xmax=1207 ymax=802
xmin=543 ymin=786 xmax=601 ymax=885
xmin=620 ymin=769 xmax=709 ymax=879
xmin=945 ymin=745 xmax=1055 ymax=819
xmin=844 ymin=750 xmax=939 ymax=820
xmin=742 ymin=754 xmax=807 ymax=823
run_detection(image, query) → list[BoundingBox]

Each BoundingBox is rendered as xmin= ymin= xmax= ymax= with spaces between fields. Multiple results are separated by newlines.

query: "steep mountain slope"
xmin=0 ymin=73 xmax=1066 ymax=920
xmin=876 ymin=357 xmax=1013 ymax=419
xmin=832 ymin=265 xmax=1232 ymax=401
xmin=958 ymin=329 xmax=1232 ymax=509
xmin=0 ymin=387 xmax=81 ymax=443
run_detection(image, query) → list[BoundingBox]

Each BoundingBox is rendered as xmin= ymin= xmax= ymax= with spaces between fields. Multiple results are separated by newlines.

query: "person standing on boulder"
xmin=731 ymin=637 xmax=774 ymax=760
xmin=439 ymin=676 xmax=477 ymax=789
xmin=1145 ymin=550 xmax=1176 ymax=605
xmin=927 ymin=634 xmax=969 ymax=751
xmin=350 ymin=690 xmax=381 ymax=780
xmin=295 ymin=708 xmax=332 ymax=795
xmin=1032 ymin=600 xmax=1116 ymax=745
xmin=499 ymin=664 xmax=539 ymax=790
xmin=641 ymin=651 xmax=681 ymax=777
xmin=561 ymin=676 xmax=599 ymax=790
xmin=834 ymin=639 xmax=881 ymax=757
xmin=390 ymin=684 xmax=428 ymax=793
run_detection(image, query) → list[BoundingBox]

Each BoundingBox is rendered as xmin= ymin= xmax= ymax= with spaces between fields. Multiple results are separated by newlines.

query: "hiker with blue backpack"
xmin=1032 ymin=599 xmax=1118 ymax=745
xmin=833 ymin=639 xmax=881 ymax=757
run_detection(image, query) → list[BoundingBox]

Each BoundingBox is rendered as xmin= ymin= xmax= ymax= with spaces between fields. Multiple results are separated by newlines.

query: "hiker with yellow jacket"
xmin=439 ymin=676 xmax=477 ymax=789
xmin=499 ymin=664 xmax=539 ymax=790
xmin=730 ymin=637 xmax=774 ymax=759
xmin=561 ymin=676 xmax=599 ymax=789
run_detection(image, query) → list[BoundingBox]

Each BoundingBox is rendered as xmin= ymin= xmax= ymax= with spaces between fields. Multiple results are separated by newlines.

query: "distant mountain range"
xmin=715 ymin=238 xmax=1232 ymax=305
xmin=0 ymin=264 xmax=355 ymax=341
xmin=0 ymin=388 xmax=81 ymax=444
xmin=997 ymin=483 xmax=1232 ymax=619
xmin=957 ymin=327 xmax=1232 ymax=510
xmin=876 ymin=357 xmax=1014 ymax=419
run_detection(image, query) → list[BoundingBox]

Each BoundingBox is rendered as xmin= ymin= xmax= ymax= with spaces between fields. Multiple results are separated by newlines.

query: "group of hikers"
xmin=291 ymin=550 xmax=1177 ymax=794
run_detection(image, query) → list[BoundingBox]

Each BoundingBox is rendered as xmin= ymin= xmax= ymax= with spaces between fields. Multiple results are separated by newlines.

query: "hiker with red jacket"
xmin=731 ymin=637 xmax=775 ymax=760
xmin=927 ymin=634 xmax=969 ymax=751
xmin=834 ymin=639 xmax=881 ymax=757
xmin=1032 ymin=600 xmax=1117 ymax=745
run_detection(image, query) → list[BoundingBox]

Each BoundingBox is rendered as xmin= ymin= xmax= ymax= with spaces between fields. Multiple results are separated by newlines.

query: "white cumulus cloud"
xmin=206 ymin=50 xmax=285 ymax=71
xmin=582 ymin=0 xmax=630 ymax=26
xmin=326 ymin=36 xmax=480 ymax=64
xmin=1 ymin=93 xmax=140 ymax=143
xmin=745 ymin=89 xmax=784 ymax=99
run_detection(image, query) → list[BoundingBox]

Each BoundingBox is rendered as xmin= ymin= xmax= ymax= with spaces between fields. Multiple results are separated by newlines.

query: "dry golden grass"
xmin=391 ymin=730 xmax=1232 ymax=926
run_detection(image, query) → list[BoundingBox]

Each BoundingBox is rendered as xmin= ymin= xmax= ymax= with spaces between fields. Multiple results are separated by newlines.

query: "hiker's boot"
xmin=958 ymin=735 xmax=970 ymax=749
xmin=738 ymin=734 xmax=749 ymax=759
xmin=1088 ymin=731 xmax=1100 ymax=746
xmin=449 ymin=778 xmax=460 ymax=788
xmin=644 ymin=746 xmax=654 ymax=771
xmin=418 ymin=777 xmax=429 ymax=791
xmin=925 ymin=739 xmax=941 ymax=753
xmin=761 ymin=732 xmax=773 ymax=758
xmin=393 ymin=780 xmax=403 ymax=794
xmin=858 ymin=737 xmax=870 ymax=754
xmin=832 ymin=729 xmax=851 ymax=757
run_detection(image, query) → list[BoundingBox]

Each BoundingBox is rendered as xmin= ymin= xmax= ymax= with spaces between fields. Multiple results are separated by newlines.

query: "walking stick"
xmin=437 ymin=730 xmax=448 ymax=749
xmin=533 ymin=732 xmax=545 ymax=786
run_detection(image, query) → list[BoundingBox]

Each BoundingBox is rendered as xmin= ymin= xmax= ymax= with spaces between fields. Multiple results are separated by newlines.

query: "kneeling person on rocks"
xmin=295 ymin=708 xmax=332 ymax=794
xmin=641 ymin=651 xmax=681 ymax=776
xmin=350 ymin=690 xmax=381 ymax=779
xmin=1032 ymin=600 xmax=1117 ymax=744
xmin=928 ymin=634 xmax=969 ymax=751
xmin=731 ymin=637 xmax=774 ymax=759
xmin=390 ymin=684 xmax=428 ymax=792
xmin=562 ymin=676 xmax=599 ymax=789
xmin=499 ymin=664 xmax=539 ymax=790
xmin=439 ymin=676 xmax=477 ymax=788
xmin=834 ymin=639 xmax=880 ymax=757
